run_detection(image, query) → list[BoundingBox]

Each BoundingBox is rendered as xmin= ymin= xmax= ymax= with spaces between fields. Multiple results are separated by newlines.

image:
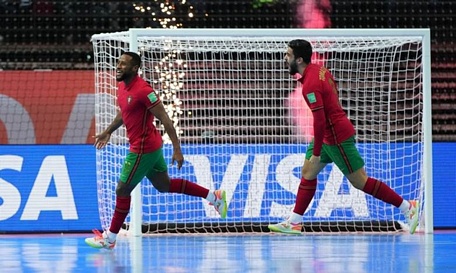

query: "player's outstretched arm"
xmin=94 ymin=112 xmax=123 ymax=149
xmin=150 ymin=102 xmax=184 ymax=169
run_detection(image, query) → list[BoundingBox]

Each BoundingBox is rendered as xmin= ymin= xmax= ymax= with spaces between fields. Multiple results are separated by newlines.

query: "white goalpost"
xmin=91 ymin=28 xmax=433 ymax=236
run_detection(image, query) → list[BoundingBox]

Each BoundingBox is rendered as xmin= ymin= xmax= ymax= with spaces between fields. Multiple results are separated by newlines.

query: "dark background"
xmin=0 ymin=0 xmax=454 ymax=141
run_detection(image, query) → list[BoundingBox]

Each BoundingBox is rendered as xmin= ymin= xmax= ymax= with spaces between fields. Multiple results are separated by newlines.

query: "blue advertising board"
xmin=0 ymin=145 xmax=101 ymax=232
xmin=0 ymin=143 xmax=455 ymax=232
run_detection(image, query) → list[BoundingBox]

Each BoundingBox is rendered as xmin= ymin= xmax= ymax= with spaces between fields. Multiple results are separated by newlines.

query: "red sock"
xmin=109 ymin=196 xmax=131 ymax=234
xmin=169 ymin=178 xmax=209 ymax=198
xmin=362 ymin=177 xmax=403 ymax=207
xmin=293 ymin=178 xmax=317 ymax=215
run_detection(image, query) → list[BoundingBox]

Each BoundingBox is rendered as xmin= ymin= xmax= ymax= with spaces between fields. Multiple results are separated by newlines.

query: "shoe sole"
xmin=268 ymin=224 xmax=302 ymax=235
xmin=219 ymin=190 xmax=227 ymax=219
xmin=85 ymin=238 xmax=103 ymax=249
xmin=85 ymin=238 xmax=114 ymax=250
xmin=409 ymin=200 xmax=420 ymax=234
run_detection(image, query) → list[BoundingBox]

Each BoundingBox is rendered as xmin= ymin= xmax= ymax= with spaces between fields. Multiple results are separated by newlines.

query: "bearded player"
xmin=268 ymin=40 xmax=419 ymax=235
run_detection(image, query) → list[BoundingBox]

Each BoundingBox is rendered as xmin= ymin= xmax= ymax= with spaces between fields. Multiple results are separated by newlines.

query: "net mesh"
xmin=92 ymin=31 xmax=425 ymax=233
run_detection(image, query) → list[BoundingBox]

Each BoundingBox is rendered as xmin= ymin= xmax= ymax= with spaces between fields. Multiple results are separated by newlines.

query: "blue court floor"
xmin=1 ymin=231 xmax=455 ymax=273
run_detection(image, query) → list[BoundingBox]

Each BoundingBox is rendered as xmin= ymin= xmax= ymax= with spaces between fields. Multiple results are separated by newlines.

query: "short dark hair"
xmin=288 ymin=39 xmax=312 ymax=64
xmin=122 ymin=51 xmax=141 ymax=68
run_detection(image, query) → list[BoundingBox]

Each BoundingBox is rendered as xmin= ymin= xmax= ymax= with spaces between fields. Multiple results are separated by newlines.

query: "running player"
xmin=268 ymin=40 xmax=419 ymax=235
xmin=85 ymin=52 xmax=227 ymax=249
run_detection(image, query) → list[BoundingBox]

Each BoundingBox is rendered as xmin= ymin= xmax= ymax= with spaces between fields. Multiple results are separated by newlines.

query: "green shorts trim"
xmin=306 ymin=136 xmax=365 ymax=175
xmin=119 ymin=148 xmax=168 ymax=187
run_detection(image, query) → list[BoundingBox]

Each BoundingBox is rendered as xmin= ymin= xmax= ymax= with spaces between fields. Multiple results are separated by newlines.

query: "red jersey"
xmin=117 ymin=75 xmax=163 ymax=153
xmin=298 ymin=63 xmax=355 ymax=156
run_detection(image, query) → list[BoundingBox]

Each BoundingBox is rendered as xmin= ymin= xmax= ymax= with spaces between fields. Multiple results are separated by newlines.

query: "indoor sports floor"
xmin=1 ymin=231 xmax=456 ymax=273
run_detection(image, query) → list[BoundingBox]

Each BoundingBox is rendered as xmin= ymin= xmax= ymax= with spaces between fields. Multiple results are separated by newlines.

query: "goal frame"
xmin=93 ymin=28 xmax=433 ymax=236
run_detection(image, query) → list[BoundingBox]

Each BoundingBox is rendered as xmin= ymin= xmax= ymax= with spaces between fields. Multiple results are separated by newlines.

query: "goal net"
xmin=91 ymin=29 xmax=432 ymax=234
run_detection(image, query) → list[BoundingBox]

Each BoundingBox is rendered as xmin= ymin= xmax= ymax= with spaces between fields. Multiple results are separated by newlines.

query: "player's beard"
xmin=116 ymin=71 xmax=124 ymax=82
xmin=116 ymin=70 xmax=133 ymax=82
xmin=288 ymin=60 xmax=299 ymax=76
